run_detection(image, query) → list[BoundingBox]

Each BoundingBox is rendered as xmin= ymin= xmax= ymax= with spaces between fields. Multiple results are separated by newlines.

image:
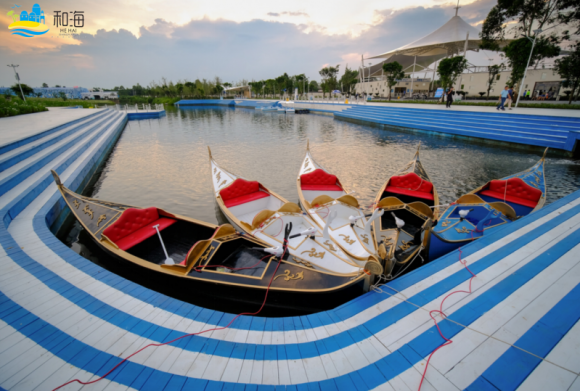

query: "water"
xmin=57 ymin=106 xmax=580 ymax=313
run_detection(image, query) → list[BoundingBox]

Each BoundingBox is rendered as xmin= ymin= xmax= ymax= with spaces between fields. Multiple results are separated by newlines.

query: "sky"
xmin=0 ymin=0 xmax=503 ymax=88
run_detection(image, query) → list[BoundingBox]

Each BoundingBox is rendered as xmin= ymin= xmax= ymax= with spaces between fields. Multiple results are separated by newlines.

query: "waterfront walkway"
xmin=177 ymin=99 xmax=580 ymax=155
xmin=1 ymin=108 xmax=580 ymax=390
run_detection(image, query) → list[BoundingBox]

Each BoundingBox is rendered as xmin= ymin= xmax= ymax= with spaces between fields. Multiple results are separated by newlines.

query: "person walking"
xmin=445 ymin=87 xmax=455 ymax=108
xmin=497 ymin=86 xmax=509 ymax=111
xmin=506 ymin=86 xmax=514 ymax=110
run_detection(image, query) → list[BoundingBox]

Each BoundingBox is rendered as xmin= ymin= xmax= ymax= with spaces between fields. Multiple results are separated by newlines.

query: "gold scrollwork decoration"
xmin=441 ymin=220 xmax=450 ymax=227
xmin=82 ymin=204 xmax=94 ymax=220
xmin=455 ymin=226 xmax=471 ymax=234
xmin=339 ymin=234 xmax=356 ymax=245
xmin=97 ymin=214 xmax=107 ymax=227
xmin=380 ymin=236 xmax=393 ymax=243
xmin=293 ymin=257 xmax=314 ymax=268
xmin=301 ymin=248 xmax=325 ymax=259
xmin=274 ymin=270 xmax=304 ymax=281
xmin=213 ymin=168 xmax=216 ymax=174
xmin=200 ymin=246 xmax=215 ymax=263
xmin=399 ymin=240 xmax=413 ymax=251
xmin=360 ymin=234 xmax=369 ymax=244
xmin=304 ymin=158 xmax=309 ymax=169
xmin=216 ymin=172 xmax=221 ymax=182
xmin=219 ymin=180 xmax=227 ymax=188
xmin=323 ymin=240 xmax=337 ymax=251
xmin=73 ymin=199 xmax=80 ymax=209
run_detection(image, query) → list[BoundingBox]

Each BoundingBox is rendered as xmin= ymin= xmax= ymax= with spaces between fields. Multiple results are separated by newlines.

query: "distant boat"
xmin=429 ymin=149 xmax=548 ymax=260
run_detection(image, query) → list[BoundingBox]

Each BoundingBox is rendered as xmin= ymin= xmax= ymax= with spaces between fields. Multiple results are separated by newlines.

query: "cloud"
xmin=0 ymin=0 xmax=497 ymax=87
xmin=267 ymin=11 xmax=309 ymax=17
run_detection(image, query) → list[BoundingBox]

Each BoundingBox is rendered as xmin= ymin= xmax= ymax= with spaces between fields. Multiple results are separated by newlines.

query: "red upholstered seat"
xmin=479 ymin=178 xmax=542 ymax=208
xmin=300 ymin=169 xmax=343 ymax=192
xmin=220 ymin=178 xmax=270 ymax=208
xmin=385 ymin=172 xmax=434 ymax=201
xmin=102 ymin=207 xmax=177 ymax=251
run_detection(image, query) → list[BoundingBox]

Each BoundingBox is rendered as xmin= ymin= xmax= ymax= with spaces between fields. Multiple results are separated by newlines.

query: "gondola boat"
xmin=51 ymin=171 xmax=371 ymax=314
xmin=374 ymin=143 xmax=440 ymax=219
xmin=296 ymin=141 xmax=378 ymax=265
xmin=208 ymin=148 xmax=382 ymax=277
xmin=429 ymin=149 xmax=548 ymax=261
xmin=371 ymin=145 xmax=436 ymax=278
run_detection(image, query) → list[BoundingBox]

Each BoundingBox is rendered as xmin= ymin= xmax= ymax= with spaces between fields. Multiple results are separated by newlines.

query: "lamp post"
xmin=7 ymin=64 xmax=26 ymax=102
xmin=515 ymin=28 xmax=542 ymax=108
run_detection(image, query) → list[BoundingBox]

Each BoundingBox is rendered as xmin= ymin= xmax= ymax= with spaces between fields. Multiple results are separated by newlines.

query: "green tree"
xmin=10 ymin=83 xmax=34 ymax=100
xmin=309 ymin=80 xmax=319 ymax=92
xmin=437 ymin=56 xmax=468 ymax=90
xmin=319 ymin=65 xmax=340 ymax=97
xmin=485 ymin=63 xmax=506 ymax=100
xmin=555 ymin=42 xmax=580 ymax=104
xmin=57 ymin=91 xmax=68 ymax=101
xmin=55 ymin=85 xmax=61 ymax=88
xmin=42 ymin=83 xmax=48 ymax=88
xmin=340 ymin=66 xmax=359 ymax=94
xmin=382 ymin=62 xmax=405 ymax=101
xmin=480 ymin=0 xmax=578 ymax=88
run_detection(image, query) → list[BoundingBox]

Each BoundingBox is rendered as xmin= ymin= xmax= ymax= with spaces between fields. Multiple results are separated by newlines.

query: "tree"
xmin=480 ymin=0 xmax=578 ymax=87
xmin=555 ymin=42 xmax=580 ymax=104
xmin=502 ymin=37 xmax=560 ymax=86
xmin=309 ymin=80 xmax=319 ymax=92
xmin=55 ymin=85 xmax=61 ymax=88
xmin=437 ymin=56 xmax=468 ymax=90
xmin=42 ymin=83 xmax=48 ymax=88
xmin=485 ymin=63 xmax=506 ymax=100
xmin=57 ymin=91 xmax=68 ymax=101
xmin=319 ymin=65 xmax=340 ymax=97
xmin=10 ymin=83 xmax=34 ymax=100
xmin=382 ymin=62 xmax=405 ymax=101
xmin=340 ymin=66 xmax=359 ymax=95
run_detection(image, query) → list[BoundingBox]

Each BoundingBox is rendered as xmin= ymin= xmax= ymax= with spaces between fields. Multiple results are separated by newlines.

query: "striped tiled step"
xmin=1 ymin=108 xmax=580 ymax=390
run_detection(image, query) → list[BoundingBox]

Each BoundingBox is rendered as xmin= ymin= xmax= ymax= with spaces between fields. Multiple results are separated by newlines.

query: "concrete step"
xmin=345 ymin=107 xmax=579 ymax=134
xmin=335 ymin=111 xmax=566 ymax=149
xmin=0 ymin=110 xmax=111 ymax=173
xmin=0 ymin=111 xmax=121 ymax=198
xmin=340 ymin=109 xmax=567 ymax=141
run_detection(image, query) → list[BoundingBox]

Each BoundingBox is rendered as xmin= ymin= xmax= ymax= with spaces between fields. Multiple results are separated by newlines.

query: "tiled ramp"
xmin=1 ymin=109 xmax=580 ymax=390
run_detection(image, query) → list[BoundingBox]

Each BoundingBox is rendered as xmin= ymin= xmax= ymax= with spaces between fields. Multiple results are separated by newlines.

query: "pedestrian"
xmin=506 ymin=86 xmax=514 ymax=110
xmin=497 ymin=86 xmax=509 ymax=111
xmin=445 ymin=87 xmax=455 ymax=108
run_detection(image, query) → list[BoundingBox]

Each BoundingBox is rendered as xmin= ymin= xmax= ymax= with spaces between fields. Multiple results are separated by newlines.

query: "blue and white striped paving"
xmin=1 ymin=108 xmax=580 ymax=390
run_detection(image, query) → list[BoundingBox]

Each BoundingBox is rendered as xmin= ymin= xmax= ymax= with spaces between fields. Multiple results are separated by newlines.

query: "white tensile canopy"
xmin=362 ymin=12 xmax=509 ymax=77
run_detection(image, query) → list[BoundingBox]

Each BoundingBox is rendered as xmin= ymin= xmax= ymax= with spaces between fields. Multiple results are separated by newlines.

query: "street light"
xmin=515 ymin=28 xmax=542 ymax=108
xmin=7 ymin=64 xmax=26 ymax=102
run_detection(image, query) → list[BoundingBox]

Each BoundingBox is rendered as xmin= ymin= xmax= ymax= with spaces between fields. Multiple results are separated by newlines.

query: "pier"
xmin=0 ymin=107 xmax=578 ymax=390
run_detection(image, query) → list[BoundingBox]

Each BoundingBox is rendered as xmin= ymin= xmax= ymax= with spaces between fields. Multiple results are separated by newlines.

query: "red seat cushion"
xmin=220 ymin=178 xmax=270 ymax=207
xmin=479 ymin=178 xmax=542 ymax=208
xmin=102 ymin=207 xmax=177 ymax=251
xmin=386 ymin=173 xmax=434 ymax=201
xmin=223 ymin=191 xmax=269 ymax=208
xmin=300 ymin=169 xmax=342 ymax=191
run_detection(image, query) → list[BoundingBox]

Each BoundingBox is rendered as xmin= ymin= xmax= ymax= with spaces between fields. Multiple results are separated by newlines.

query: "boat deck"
xmin=1 ymin=109 xmax=580 ymax=390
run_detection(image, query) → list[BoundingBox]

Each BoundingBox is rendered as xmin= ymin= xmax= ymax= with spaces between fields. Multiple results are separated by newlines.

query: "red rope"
xmin=417 ymin=247 xmax=476 ymax=391
xmin=53 ymin=242 xmax=288 ymax=391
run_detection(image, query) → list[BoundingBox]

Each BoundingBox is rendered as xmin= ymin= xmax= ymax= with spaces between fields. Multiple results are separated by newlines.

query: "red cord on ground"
xmin=53 ymin=242 xmax=288 ymax=391
xmin=417 ymin=247 xmax=477 ymax=391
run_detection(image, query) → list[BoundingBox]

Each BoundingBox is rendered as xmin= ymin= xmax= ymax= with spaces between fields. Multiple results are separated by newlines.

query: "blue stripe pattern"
xmin=1 ymin=107 xmax=580 ymax=390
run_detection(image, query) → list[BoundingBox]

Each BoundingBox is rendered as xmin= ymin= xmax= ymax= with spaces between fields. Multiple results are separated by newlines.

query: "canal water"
xmin=57 ymin=106 xmax=580 ymax=314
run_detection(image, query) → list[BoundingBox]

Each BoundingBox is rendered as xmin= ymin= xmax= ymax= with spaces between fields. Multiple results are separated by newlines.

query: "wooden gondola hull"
xmin=85 ymin=237 xmax=368 ymax=315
